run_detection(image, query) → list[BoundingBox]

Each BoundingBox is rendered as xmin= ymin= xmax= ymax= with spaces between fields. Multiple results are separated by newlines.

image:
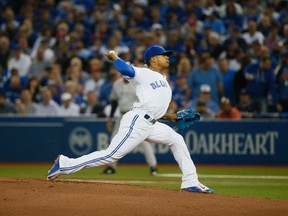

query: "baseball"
xmin=108 ymin=50 xmax=116 ymax=54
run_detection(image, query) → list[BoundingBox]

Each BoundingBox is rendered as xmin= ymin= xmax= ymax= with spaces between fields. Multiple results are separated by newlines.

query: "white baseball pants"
xmin=59 ymin=110 xmax=199 ymax=188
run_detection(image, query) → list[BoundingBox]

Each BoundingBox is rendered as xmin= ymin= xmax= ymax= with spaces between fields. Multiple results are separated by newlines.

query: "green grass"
xmin=0 ymin=164 xmax=288 ymax=200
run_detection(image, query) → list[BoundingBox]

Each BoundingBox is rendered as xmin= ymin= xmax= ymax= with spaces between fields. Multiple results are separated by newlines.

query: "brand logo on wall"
xmin=69 ymin=127 xmax=93 ymax=156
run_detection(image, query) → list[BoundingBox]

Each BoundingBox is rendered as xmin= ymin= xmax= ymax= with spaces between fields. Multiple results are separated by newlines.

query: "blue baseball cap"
xmin=144 ymin=45 xmax=173 ymax=64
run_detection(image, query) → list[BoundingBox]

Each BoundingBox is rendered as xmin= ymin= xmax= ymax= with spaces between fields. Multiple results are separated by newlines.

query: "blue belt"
xmin=144 ymin=114 xmax=156 ymax=125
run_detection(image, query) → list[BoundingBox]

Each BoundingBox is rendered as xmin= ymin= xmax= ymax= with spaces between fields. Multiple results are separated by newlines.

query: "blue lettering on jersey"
xmin=150 ymin=80 xmax=167 ymax=90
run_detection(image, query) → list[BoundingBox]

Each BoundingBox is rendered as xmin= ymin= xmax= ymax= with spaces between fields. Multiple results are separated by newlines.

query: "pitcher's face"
xmin=154 ymin=55 xmax=170 ymax=69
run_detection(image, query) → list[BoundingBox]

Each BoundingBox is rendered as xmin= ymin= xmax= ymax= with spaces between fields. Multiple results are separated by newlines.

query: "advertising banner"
xmin=0 ymin=117 xmax=287 ymax=165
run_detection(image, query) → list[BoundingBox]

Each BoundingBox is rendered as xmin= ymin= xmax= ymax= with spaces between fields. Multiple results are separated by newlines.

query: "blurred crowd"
xmin=0 ymin=0 xmax=288 ymax=119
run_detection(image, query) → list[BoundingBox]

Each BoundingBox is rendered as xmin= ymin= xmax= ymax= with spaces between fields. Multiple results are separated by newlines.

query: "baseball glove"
xmin=176 ymin=109 xmax=201 ymax=129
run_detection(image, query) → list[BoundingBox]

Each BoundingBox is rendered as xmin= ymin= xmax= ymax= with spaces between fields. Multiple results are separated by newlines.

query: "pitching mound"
xmin=0 ymin=178 xmax=287 ymax=216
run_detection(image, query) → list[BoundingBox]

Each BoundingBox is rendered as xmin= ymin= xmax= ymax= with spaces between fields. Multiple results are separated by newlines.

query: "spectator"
xmin=218 ymin=58 xmax=237 ymax=105
xmin=219 ymin=0 xmax=244 ymax=29
xmin=33 ymin=8 xmax=55 ymax=33
xmin=234 ymin=55 xmax=251 ymax=103
xmin=196 ymin=99 xmax=216 ymax=120
xmin=0 ymin=7 xmax=20 ymax=40
xmin=202 ymin=9 xmax=226 ymax=35
xmin=71 ymin=22 xmax=93 ymax=48
xmin=278 ymin=0 xmax=288 ymax=25
xmin=57 ymin=92 xmax=80 ymax=116
xmin=181 ymin=11 xmax=203 ymax=47
xmin=47 ymin=80 xmax=63 ymax=106
xmin=149 ymin=6 xmax=165 ymax=26
xmin=199 ymin=26 xmax=214 ymax=52
xmin=262 ymin=2 xmax=279 ymax=24
xmin=74 ymin=39 xmax=92 ymax=61
xmin=206 ymin=31 xmax=222 ymax=59
xmin=35 ymin=88 xmax=59 ymax=116
xmin=257 ymin=14 xmax=273 ymax=37
xmin=63 ymin=58 xmax=87 ymax=104
xmin=0 ymin=36 xmax=11 ymax=71
xmin=186 ymin=84 xmax=220 ymax=114
xmin=218 ymin=97 xmax=241 ymax=120
xmin=230 ymin=27 xmax=247 ymax=53
xmin=242 ymin=3 xmax=261 ymax=26
xmin=66 ymin=56 xmax=89 ymax=82
xmin=164 ymin=0 xmax=187 ymax=24
xmin=93 ymin=19 xmax=112 ymax=45
xmin=89 ymin=33 xmax=102 ymax=57
xmin=176 ymin=57 xmax=193 ymax=79
xmin=244 ymin=56 xmax=280 ymax=113
xmin=63 ymin=43 xmax=87 ymax=75
xmin=222 ymin=26 xmax=247 ymax=56
xmin=80 ymin=91 xmax=105 ymax=117
xmin=218 ymin=0 xmax=243 ymax=19
xmin=242 ymin=20 xmax=264 ymax=46
xmin=187 ymin=52 xmax=223 ymax=104
xmin=172 ymin=74 xmax=188 ymax=111
xmin=127 ymin=5 xmax=151 ymax=31
xmin=0 ymin=66 xmax=7 ymax=91
xmin=99 ymin=32 xmax=129 ymax=57
xmin=29 ymin=47 xmax=52 ymax=79
xmin=264 ymin=25 xmax=281 ymax=51
xmin=17 ymin=20 xmax=37 ymax=53
xmin=40 ymin=63 xmax=63 ymax=90
xmin=164 ymin=11 xmax=181 ymax=30
xmin=105 ymin=3 xmax=127 ymax=30
xmin=280 ymin=24 xmax=288 ymax=49
xmin=63 ymin=80 xmax=83 ymax=106
xmin=275 ymin=52 xmax=288 ymax=112
xmin=8 ymin=44 xmax=32 ymax=78
xmin=236 ymin=88 xmax=258 ymax=118
xmin=3 ymin=69 xmax=23 ymax=103
xmin=151 ymin=23 xmax=167 ymax=46
xmin=84 ymin=58 xmax=105 ymax=94
xmin=165 ymin=30 xmax=186 ymax=65
xmin=56 ymin=21 xmax=69 ymax=43
xmin=27 ymin=77 xmax=41 ymax=103
xmin=30 ymin=26 xmax=56 ymax=58
xmin=30 ymin=38 xmax=55 ymax=62
xmin=259 ymin=45 xmax=278 ymax=70
xmin=15 ymin=89 xmax=36 ymax=115
xmin=0 ymin=92 xmax=18 ymax=114
xmin=98 ymin=67 xmax=121 ymax=108
xmin=248 ymin=40 xmax=262 ymax=61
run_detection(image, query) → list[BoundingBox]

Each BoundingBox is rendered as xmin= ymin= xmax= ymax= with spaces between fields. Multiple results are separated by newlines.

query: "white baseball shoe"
xmin=47 ymin=156 xmax=61 ymax=180
xmin=182 ymin=182 xmax=214 ymax=193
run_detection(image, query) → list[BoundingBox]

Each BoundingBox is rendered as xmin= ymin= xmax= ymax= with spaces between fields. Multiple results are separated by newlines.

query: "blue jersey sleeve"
xmin=114 ymin=59 xmax=135 ymax=78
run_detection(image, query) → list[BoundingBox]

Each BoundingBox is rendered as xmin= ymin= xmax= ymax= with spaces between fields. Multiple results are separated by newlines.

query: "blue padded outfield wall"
xmin=0 ymin=117 xmax=287 ymax=165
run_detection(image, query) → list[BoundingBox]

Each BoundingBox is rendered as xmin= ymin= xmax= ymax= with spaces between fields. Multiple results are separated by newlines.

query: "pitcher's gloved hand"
xmin=176 ymin=109 xmax=201 ymax=129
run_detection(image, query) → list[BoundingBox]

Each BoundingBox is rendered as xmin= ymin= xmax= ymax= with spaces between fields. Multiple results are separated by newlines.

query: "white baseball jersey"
xmin=130 ymin=67 xmax=172 ymax=120
xmin=110 ymin=78 xmax=138 ymax=113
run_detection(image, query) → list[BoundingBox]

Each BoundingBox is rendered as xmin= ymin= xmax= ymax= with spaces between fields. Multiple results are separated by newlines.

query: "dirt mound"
xmin=0 ymin=178 xmax=287 ymax=216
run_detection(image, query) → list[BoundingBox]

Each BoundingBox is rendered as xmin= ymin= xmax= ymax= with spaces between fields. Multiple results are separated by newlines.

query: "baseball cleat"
xmin=150 ymin=166 xmax=158 ymax=176
xmin=102 ymin=166 xmax=116 ymax=174
xmin=47 ymin=156 xmax=61 ymax=180
xmin=182 ymin=183 xmax=213 ymax=194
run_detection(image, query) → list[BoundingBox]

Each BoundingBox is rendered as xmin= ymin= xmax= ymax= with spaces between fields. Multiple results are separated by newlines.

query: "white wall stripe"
xmin=157 ymin=174 xmax=288 ymax=180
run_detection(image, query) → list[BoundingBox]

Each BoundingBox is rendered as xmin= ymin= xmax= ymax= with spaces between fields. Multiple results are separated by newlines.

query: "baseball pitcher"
xmin=47 ymin=45 xmax=213 ymax=193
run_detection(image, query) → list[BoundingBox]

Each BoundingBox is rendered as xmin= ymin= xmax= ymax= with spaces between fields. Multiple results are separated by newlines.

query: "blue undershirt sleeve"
xmin=114 ymin=59 xmax=135 ymax=78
